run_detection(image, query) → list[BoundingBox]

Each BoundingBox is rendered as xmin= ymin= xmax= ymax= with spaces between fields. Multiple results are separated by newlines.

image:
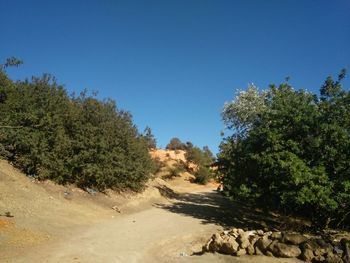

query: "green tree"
xmin=218 ymin=70 xmax=350 ymax=229
xmin=0 ymin=59 xmax=154 ymax=192
xmin=166 ymin=137 xmax=186 ymax=150
xmin=141 ymin=126 xmax=157 ymax=149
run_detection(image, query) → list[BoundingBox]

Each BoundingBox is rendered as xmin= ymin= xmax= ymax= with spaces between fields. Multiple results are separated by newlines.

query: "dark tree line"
xmin=0 ymin=59 xmax=155 ymax=191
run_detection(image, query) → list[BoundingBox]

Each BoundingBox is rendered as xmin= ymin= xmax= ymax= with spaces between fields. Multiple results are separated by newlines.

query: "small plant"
xmin=151 ymin=157 xmax=164 ymax=174
xmin=165 ymin=163 xmax=186 ymax=179
xmin=194 ymin=166 xmax=213 ymax=185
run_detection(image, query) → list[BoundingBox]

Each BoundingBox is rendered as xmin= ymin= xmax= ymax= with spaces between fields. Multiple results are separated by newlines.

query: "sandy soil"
xmin=0 ymin=158 xmax=302 ymax=263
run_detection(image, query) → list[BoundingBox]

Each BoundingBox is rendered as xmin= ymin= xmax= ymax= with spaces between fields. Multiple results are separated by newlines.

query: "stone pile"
xmin=202 ymin=228 xmax=350 ymax=263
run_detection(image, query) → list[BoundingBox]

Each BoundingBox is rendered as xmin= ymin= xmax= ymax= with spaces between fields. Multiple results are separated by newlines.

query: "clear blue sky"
xmin=1 ymin=0 xmax=349 ymax=153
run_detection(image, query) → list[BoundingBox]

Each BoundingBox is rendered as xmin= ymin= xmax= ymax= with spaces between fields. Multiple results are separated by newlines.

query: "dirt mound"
xmin=150 ymin=149 xmax=198 ymax=171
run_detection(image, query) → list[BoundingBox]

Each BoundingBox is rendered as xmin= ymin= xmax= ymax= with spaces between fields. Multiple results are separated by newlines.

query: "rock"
xmin=112 ymin=206 xmax=121 ymax=213
xmin=202 ymin=239 xmax=213 ymax=252
xmin=220 ymin=237 xmax=239 ymax=255
xmin=300 ymin=248 xmax=315 ymax=262
xmin=246 ymin=244 xmax=255 ymax=255
xmin=341 ymin=238 xmax=350 ymax=263
xmin=325 ymin=252 xmax=344 ymax=263
xmin=249 ymin=235 xmax=259 ymax=247
xmin=264 ymin=231 xmax=273 ymax=238
xmin=266 ymin=251 xmax=274 ymax=257
xmin=255 ymin=237 xmax=272 ymax=254
xmin=271 ymin=242 xmax=301 ymax=258
xmin=267 ymin=240 xmax=279 ymax=253
xmin=334 ymin=245 xmax=344 ymax=256
xmin=235 ymin=248 xmax=246 ymax=256
xmin=282 ymin=233 xmax=308 ymax=245
xmin=314 ymin=254 xmax=326 ymax=262
xmin=316 ymin=239 xmax=334 ymax=253
xmin=237 ymin=234 xmax=250 ymax=249
xmin=179 ymin=252 xmax=188 ymax=257
xmin=255 ymin=246 xmax=264 ymax=255
xmin=256 ymin=230 xmax=264 ymax=236
xmin=270 ymin=231 xmax=282 ymax=240
xmin=208 ymin=233 xmax=224 ymax=252
xmin=301 ymin=239 xmax=330 ymax=257
xmin=237 ymin=229 xmax=245 ymax=236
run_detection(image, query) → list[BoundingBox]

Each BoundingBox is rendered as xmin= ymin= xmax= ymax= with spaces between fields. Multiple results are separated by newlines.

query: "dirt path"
xmin=9 ymin=187 xmax=301 ymax=263
xmin=1 ymin=160 xmax=301 ymax=263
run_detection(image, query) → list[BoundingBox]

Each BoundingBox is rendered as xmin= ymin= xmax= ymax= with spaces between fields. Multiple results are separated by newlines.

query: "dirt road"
xmin=1 ymin=159 xmax=301 ymax=263
xmin=10 ymin=188 xmax=301 ymax=263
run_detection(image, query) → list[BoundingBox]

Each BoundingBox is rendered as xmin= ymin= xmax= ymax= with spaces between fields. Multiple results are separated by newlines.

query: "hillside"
xmin=0 ymin=149 xmax=217 ymax=261
xmin=0 ymin=156 xmax=306 ymax=263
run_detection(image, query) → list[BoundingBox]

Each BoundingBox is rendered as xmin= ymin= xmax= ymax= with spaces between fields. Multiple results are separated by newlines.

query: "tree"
xmin=185 ymin=145 xmax=215 ymax=184
xmin=141 ymin=126 xmax=157 ymax=149
xmin=0 ymin=59 xmax=154 ymax=192
xmin=166 ymin=137 xmax=185 ymax=150
xmin=222 ymin=84 xmax=267 ymax=137
xmin=218 ymin=70 xmax=350 ymax=229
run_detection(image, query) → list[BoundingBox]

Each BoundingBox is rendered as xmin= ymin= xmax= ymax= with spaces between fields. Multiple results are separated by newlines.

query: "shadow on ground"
xmin=154 ymin=189 xmax=311 ymax=232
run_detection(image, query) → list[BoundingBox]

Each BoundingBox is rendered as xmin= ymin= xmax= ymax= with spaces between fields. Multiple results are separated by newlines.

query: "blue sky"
xmin=1 ymin=0 xmax=349 ymax=153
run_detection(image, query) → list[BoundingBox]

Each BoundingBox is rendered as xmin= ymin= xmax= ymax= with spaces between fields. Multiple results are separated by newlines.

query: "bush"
xmin=166 ymin=164 xmax=186 ymax=179
xmin=0 ymin=60 xmax=154 ymax=192
xmin=218 ymin=70 xmax=350 ymax=229
xmin=194 ymin=166 xmax=212 ymax=185
xmin=150 ymin=157 xmax=164 ymax=175
xmin=166 ymin=137 xmax=186 ymax=150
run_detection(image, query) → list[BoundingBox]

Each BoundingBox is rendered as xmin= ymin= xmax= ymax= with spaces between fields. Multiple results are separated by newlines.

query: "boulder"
xmin=220 ymin=237 xmax=239 ymax=255
xmin=202 ymin=239 xmax=212 ymax=252
xmin=235 ymin=248 xmax=246 ymax=256
xmin=256 ymin=230 xmax=264 ymax=236
xmin=317 ymin=239 xmax=334 ymax=252
xmin=325 ymin=252 xmax=344 ymax=263
xmin=267 ymin=240 xmax=279 ymax=252
xmin=300 ymin=248 xmax=315 ymax=262
xmin=255 ymin=236 xmax=272 ymax=254
xmin=271 ymin=242 xmax=301 ymax=258
xmin=266 ymin=251 xmax=274 ymax=257
xmin=270 ymin=231 xmax=282 ymax=240
xmin=301 ymin=239 xmax=331 ymax=257
xmin=237 ymin=233 xmax=250 ymax=249
xmin=282 ymin=233 xmax=308 ymax=245
xmin=208 ymin=233 xmax=224 ymax=252
xmin=237 ymin=229 xmax=245 ymax=236
xmin=255 ymin=246 xmax=264 ymax=255
xmin=246 ymin=244 xmax=255 ymax=255
xmin=341 ymin=238 xmax=350 ymax=263
xmin=249 ymin=235 xmax=259 ymax=246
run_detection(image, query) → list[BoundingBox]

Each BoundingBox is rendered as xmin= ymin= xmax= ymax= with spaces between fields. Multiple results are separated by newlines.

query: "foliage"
xmin=222 ymin=84 xmax=267 ymax=136
xmin=165 ymin=137 xmax=186 ymax=150
xmin=185 ymin=144 xmax=216 ymax=184
xmin=151 ymin=157 xmax=164 ymax=174
xmin=218 ymin=71 xmax=350 ymax=229
xmin=166 ymin=164 xmax=186 ymax=179
xmin=193 ymin=166 xmax=212 ymax=185
xmin=141 ymin=126 xmax=157 ymax=149
xmin=185 ymin=145 xmax=215 ymax=168
xmin=0 ymin=59 xmax=154 ymax=192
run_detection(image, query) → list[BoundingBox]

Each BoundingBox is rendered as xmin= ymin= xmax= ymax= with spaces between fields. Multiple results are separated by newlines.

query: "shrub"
xmin=0 ymin=59 xmax=154 ymax=192
xmin=164 ymin=162 xmax=187 ymax=179
xmin=166 ymin=137 xmax=186 ymax=150
xmin=218 ymin=70 xmax=350 ymax=229
xmin=194 ymin=166 xmax=212 ymax=185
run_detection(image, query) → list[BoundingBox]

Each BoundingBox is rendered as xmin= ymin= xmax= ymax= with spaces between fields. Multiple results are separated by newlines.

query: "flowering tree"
xmin=222 ymin=84 xmax=267 ymax=137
